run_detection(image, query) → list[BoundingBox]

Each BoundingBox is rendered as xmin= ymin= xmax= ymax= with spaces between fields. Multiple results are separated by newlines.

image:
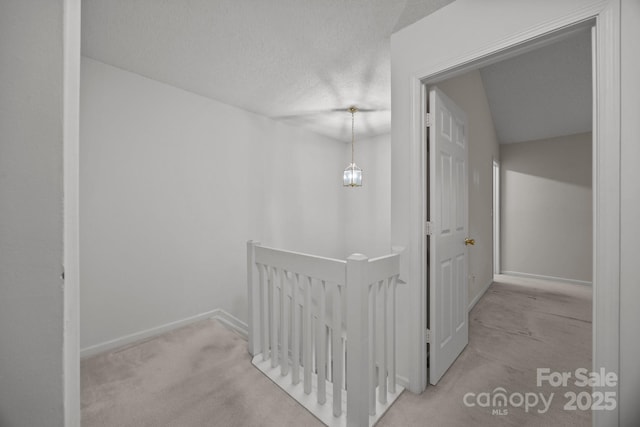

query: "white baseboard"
xmin=501 ymin=271 xmax=592 ymax=287
xmin=212 ymin=309 xmax=248 ymax=338
xmin=80 ymin=308 xmax=248 ymax=359
xmin=468 ymin=279 xmax=493 ymax=312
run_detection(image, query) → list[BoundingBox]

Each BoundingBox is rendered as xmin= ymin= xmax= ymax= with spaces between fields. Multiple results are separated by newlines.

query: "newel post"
xmin=346 ymin=253 xmax=369 ymax=427
xmin=247 ymin=240 xmax=261 ymax=356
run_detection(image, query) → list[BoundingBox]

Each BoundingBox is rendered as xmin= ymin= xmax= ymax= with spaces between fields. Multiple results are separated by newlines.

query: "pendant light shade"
xmin=343 ymin=107 xmax=363 ymax=187
xmin=343 ymin=162 xmax=363 ymax=187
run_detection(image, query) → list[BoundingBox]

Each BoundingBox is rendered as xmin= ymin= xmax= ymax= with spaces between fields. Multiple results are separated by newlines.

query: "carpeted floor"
xmin=81 ymin=319 xmax=323 ymax=427
xmin=82 ymin=275 xmax=592 ymax=426
xmin=377 ymin=275 xmax=592 ymax=427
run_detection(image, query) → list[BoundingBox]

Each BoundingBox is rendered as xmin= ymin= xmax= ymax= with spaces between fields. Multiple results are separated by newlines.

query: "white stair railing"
xmin=247 ymin=241 xmax=404 ymax=427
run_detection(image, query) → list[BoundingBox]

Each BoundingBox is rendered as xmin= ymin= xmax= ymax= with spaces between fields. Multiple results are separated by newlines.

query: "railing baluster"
xmin=387 ymin=274 xmax=398 ymax=394
xmin=343 ymin=336 xmax=348 ymax=390
xmin=280 ymin=269 xmax=289 ymax=376
xmin=247 ymin=241 xmax=260 ymax=356
xmin=303 ymin=276 xmax=312 ymax=394
xmin=292 ymin=273 xmax=300 ymax=384
xmin=369 ymin=281 xmax=377 ymax=416
xmin=378 ymin=280 xmax=388 ymax=404
xmin=326 ymin=328 xmax=332 ymax=381
xmin=259 ymin=264 xmax=269 ymax=362
xmin=269 ymin=266 xmax=278 ymax=368
xmin=317 ymin=280 xmax=327 ymax=405
xmin=389 ymin=274 xmax=398 ymax=393
xmin=332 ymin=283 xmax=343 ymax=416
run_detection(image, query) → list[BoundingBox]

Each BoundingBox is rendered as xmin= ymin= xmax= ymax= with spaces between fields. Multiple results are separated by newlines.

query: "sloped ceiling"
xmin=480 ymin=30 xmax=592 ymax=144
xmin=81 ymin=0 xmax=453 ymax=142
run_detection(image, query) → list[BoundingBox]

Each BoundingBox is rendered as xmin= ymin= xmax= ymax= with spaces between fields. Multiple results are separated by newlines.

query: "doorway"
xmin=425 ymin=27 xmax=593 ymax=386
xmin=422 ymin=21 xmax=596 ymax=394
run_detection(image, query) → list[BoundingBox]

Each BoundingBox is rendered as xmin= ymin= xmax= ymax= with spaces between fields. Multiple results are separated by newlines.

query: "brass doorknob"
xmin=465 ymin=238 xmax=475 ymax=246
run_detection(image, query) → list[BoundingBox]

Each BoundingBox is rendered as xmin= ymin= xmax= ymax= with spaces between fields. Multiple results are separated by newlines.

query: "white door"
xmin=428 ymin=87 xmax=469 ymax=385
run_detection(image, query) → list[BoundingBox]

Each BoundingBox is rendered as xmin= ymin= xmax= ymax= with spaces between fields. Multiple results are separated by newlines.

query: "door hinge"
xmin=425 ymin=329 xmax=431 ymax=343
xmin=425 ymin=221 xmax=433 ymax=236
xmin=425 ymin=113 xmax=432 ymax=127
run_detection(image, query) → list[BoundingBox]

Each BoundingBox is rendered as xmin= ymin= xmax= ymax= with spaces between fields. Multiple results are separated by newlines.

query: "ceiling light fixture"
xmin=343 ymin=106 xmax=363 ymax=187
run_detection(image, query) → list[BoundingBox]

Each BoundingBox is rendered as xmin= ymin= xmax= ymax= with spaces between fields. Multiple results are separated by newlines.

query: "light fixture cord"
xmin=351 ymin=110 xmax=355 ymax=164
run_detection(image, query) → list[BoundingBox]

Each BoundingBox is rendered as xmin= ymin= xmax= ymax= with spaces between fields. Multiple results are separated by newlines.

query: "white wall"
xmin=80 ymin=58 xmax=347 ymax=350
xmin=500 ymin=133 xmax=592 ymax=284
xmin=0 ymin=1 xmax=67 ymax=426
xmin=344 ymin=133 xmax=391 ymax=258
xmin=436 ymin=70 xmax=500 ymax=306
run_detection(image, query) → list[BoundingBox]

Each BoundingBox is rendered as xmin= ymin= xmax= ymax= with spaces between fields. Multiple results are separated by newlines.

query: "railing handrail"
xmin=255 ymin=243 xmax=347 ymax=265
xmin=253 ymin=243 xmax=402 ymax=287
xmin=366 ymin=252 xmax=401 ymax=285
xmin=368 ymin=252 xmax=399 ymax=263
xmin=254 ymin=244 xmax=346 ymax=285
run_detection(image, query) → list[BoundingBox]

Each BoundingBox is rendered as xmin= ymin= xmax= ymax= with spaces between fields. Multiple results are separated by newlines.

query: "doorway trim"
xmin=492 ymin=159 xmax=500 ymax=276
xmin=392 ymin=2 xmax=619 ymax=426
xmin=63 ymin=0 xmax=81 ymax=425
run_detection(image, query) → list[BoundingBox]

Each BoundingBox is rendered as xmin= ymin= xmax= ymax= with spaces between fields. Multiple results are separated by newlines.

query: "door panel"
xmin=429 ymin=87 xmax=469 ymax=385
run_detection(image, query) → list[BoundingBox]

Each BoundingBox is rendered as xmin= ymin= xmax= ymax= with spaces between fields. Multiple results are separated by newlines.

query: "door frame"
xmin=63 ymin=0 xmax=81 ymax=425
xmin=492 ymin=159 xmax=500 ymax=276
xmin=396 ymin=2 xmax=620 ymax=426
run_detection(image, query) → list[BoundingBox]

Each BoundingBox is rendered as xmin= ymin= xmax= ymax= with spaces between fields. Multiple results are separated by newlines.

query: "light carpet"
xmin=378 ymin=275 xmax=592 ymax=427
xmin=82 ymin=276 xmax=591 ymax=426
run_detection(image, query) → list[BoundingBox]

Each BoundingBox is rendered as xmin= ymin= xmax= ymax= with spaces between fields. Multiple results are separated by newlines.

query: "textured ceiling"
xmin=480 ymin=30 xmax=592 ymax=144
xmin=81 ymin=0 xmax=453 ymax=142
